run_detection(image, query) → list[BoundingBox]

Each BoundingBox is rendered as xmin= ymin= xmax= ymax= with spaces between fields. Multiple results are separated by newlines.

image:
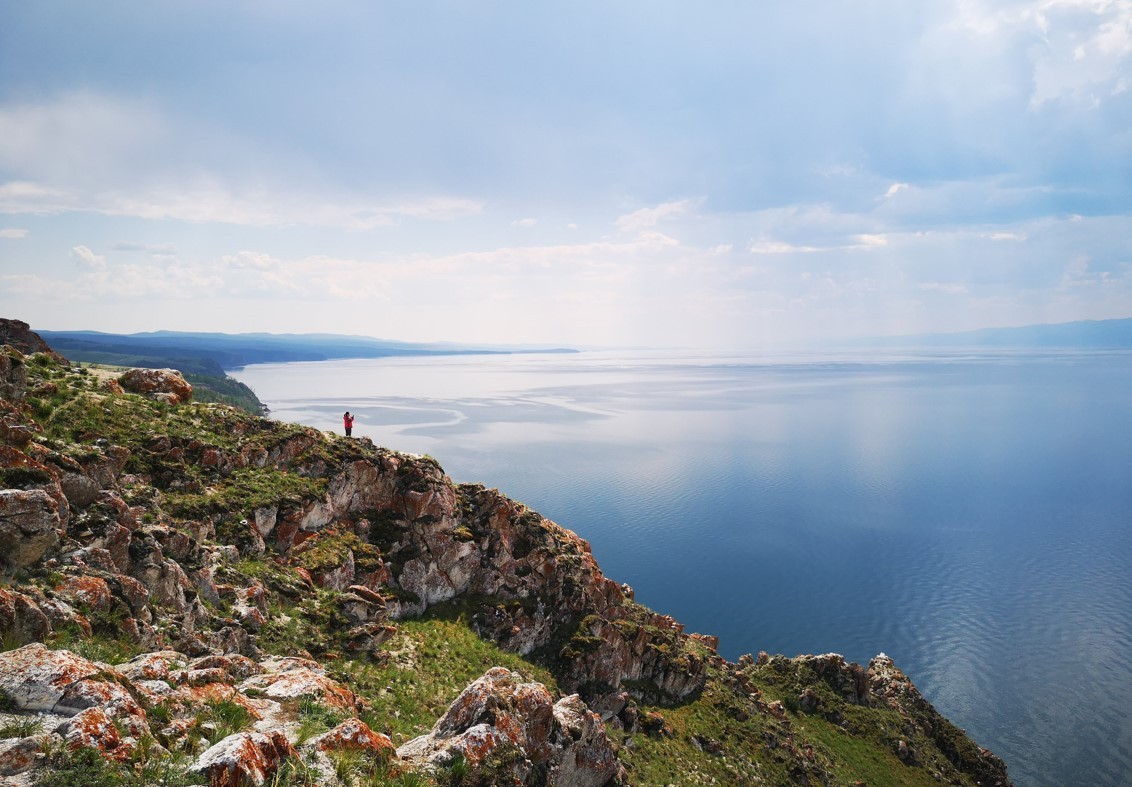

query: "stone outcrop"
xmin=0 ymin=347 xmax=27 ymax=405
xmin=0 ymin=488 xmax=61 ymax=569
xmin=398 ymin=667 xmax=622 ymax=787
xmin=118 ymin=367 xmax=193 ymax=404
xmin=192 ymin=730 xmax=296 ymax=787
xmin=0 ymin=319 xmax=65 ymax=362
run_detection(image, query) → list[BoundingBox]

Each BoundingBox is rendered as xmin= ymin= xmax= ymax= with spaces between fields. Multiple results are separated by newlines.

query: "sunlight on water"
xmin=234 ymin=349 xmax=1132 ymax=787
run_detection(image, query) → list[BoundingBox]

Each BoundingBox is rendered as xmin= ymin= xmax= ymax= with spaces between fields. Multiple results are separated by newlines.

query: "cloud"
xmin=1029 ymin=0 xmax=1132 ymax=107
xmin=512 ymin=218 xmax=537 ymax=227
xmin=70 ymin=245 xmax=105 ymax=269
xmin=749 ymin=240 xmax=822 ymax=254
xmin=0 ymin=178 xmax=484 ymax=229
xmin=0 ymin=228 xmax=27 ymax=239
xmin=0 ymin=92 xmax=485 ymax=229
xmin=222 ymin=251 xmax=279 ymax=271
xmin=884 ymin=183 xmax=909 ymax=199
xmin=855 ymin=234 xmax=889 ymax=248
xmin=615 ymin=200 xmax=695 ymax=232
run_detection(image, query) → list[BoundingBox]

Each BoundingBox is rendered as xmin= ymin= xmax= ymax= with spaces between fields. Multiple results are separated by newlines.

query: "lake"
xmin=233 ymin=349 xmax=1132 ymax=787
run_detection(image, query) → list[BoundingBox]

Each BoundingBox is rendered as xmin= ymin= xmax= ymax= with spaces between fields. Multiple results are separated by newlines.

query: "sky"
xmin=0 ymin=1 xmax=1129 ymax=349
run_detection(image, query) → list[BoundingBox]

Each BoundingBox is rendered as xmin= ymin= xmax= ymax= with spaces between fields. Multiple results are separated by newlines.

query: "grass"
xmin=331 ymin=607 xmax=559 ymax=745
xmin=0 ymin=714 xmax=43 ymax=738
xmin=48 ymin=625 xmax=144 ymax=666
xmin=30 ymin=743 xmax=206 ymax=787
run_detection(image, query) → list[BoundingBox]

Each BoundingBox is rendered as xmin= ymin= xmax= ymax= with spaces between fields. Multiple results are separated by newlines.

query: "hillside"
xmin=0 ymin=325 xmax=1010 ymax=786
xmin=849 ymin=317 xmax=1132 ymax=349
xmin=34 ymin=329 xmax=579 ymax=371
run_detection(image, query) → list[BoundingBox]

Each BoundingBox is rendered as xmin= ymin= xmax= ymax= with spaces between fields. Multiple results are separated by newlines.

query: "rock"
xmin=237 ymin=658 xmax=359 ymax=712
xmin=398 ymin=667 xmax=621 ymax=787
xmin=59 ymin=472 xmax=100 ymax=509
xmin=0 ymin=644 xmax=148 ymax=741
xmin=0 ymin=414 xmax=35 ymax=447
xmin=54 ymin=575 xmax=113 ymax=614
xmin=117 ymin=368 xmax=193 ymax=405
xmin=315 ymin=718 xmax=396 ymax=758
xmin=0 ymin=348 xmax=27 ymax=404
xmin=0 ymin=320 xmax=66 ymax=362
xmin=0 ymin=489 xmax=61 ymax=569
xmin=0 ymin=588 xmax=51 ymax=646
xmin=114 ymin=651 xmax=190 ymax=683
xmin=57 ymin=707 xmax=130 ymax=760
xmin=192 ymin=730 xmax=295 ymax=787
xmin=0 ymin=733 xmax=62 ymax=776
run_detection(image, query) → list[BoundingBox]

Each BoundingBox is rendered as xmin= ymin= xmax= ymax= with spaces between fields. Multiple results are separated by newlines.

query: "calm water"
xmin=233 ymin=350 xmax=1132 ymax=787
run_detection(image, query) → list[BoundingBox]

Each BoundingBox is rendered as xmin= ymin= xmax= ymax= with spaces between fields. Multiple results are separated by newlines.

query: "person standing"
xmin=343 ymin=411 xmax=354 ymax=437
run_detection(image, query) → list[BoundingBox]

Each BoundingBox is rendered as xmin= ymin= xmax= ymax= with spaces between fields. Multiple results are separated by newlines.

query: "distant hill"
xmin=35 ymin=329 xmax=579 ymax=372
xmin=852 ymin=318 xmax=1132 ymax=349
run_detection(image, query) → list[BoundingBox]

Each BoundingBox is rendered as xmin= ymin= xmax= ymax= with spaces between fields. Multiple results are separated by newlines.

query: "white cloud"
xmin=615 ymin=200 xmax=695 ymax=232
xmin=0 ymin=228 xmax=27 ymax=239
xmin=222 ymin=251 xmax=280 ymax=271
xmin=854 ymin=234 xmax=889 ymax=248
xmin=1020 ymin=0 xmax=1130 ymax=107
xmin=884 ymin=183 xmax=909 ymax=199
xmin=512 ymin=218 xmax=537 ymax=227
xmin=70 ymin=245 xmax=105 ymax=269
xmin=0 ymin=178 xmax=484 ymax=229
xmin=748 ymin=240 xmax=822 ymax=254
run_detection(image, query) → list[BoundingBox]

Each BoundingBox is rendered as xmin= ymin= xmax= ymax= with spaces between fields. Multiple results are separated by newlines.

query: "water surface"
xmin=234 ymin=350 xmax=1132 ymax=787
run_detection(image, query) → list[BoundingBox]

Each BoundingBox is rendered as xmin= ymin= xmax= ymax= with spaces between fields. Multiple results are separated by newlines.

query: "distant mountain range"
xmin=852 ymin=318 xmax=1132 ymax=349
xmin=35 ymin=329 xmax=578 ymax=375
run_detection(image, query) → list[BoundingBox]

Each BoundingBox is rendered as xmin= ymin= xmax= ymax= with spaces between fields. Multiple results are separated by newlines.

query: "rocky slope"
xmin=0 ymin=323 xmax=1010 ymax=786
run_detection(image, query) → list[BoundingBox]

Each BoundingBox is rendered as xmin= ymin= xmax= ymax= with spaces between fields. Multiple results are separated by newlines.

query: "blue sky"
xmin=1 ymin=1 xmax=1129 ymax=348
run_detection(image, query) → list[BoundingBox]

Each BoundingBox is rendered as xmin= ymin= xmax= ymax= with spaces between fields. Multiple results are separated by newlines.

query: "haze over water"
xmin=234 ymin=349 xmax=1132 ymax=787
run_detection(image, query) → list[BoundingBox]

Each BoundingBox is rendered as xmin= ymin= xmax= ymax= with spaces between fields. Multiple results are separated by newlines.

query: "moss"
xmin=0 ymin=466 xmax=53 ymax=488
xmin=295 ymin=528 xmax=383 ymax=575
xmin=164 ymin=467 xmax=326 ymax=520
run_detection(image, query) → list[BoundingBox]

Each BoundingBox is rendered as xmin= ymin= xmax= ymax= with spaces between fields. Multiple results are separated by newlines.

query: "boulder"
xmin=0 ymin=489 xmax=61 ymax=569
xmin=54 ymin=575 xmax=113 ymax=614
xmin=315 ymin=718 xmax=396 ymax=758
xmin=0 ymin=733 xmax=62 ymax=776
xmin=0 ymin=348 xmax=27 ymax=404
xmin=117 ymin=368 xmax=193 ymax=405
xmin=57 ymin=706 xmax=130 ymax=760
xmin=236 ymin=657 xmax=359 ymax=712
xmin=192 ymin=730 xmax=295 ymax=787
xmin=0 ymin=644 xmax=147 ymax=739
xmin=0 ymin=588 xmax=51 ymax=646
xmin=397 ymin=667 xmax=621 ymax=787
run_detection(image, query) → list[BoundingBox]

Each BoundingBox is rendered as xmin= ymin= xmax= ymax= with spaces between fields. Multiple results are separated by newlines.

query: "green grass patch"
xmin=332 ymin=610 xmax=558 ymax=745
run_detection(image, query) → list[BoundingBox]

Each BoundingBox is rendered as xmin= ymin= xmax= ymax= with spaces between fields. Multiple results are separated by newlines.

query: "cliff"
xmin=0 ymin=327 xmax=1010 ymax=786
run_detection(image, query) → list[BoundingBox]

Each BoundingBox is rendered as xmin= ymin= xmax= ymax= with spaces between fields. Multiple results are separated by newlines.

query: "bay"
xmin=233 ymin=349 xmax=1132 ymax=787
